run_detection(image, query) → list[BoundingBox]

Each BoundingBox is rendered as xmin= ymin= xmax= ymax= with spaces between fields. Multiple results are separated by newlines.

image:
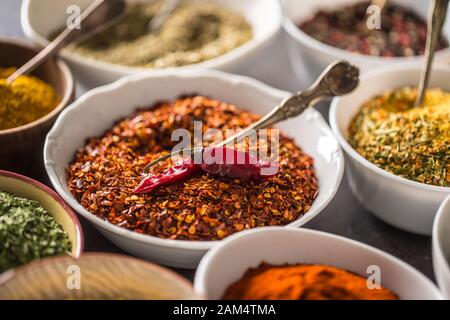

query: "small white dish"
xmin=433 ymin=196 xmax=450 ymax=299
xmin=330 ymin=63 xmax=450 ymax=235
xmin=282 ymin=0 xmax=450 ymax=84
xmin=44 ymin=70 xmax=344 ymax=268
xmin=194 ymin=227 xmax=443 ymax=300
xmin=21 ymin=0 xmax=282 ymax=88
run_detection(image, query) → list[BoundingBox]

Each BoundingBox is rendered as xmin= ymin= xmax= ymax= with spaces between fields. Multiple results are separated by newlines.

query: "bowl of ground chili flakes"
xmin=44 ymin=70 xmax=344 ymax=268
xmin=194 ymin=227 xmax=443 ymax=300
xmin=330 ymin=63 xmax=450 ymax=236
xmin=22 ymin=0 xmax=282 ymax=88
xmin=282 ymin=0 xmax=450 ymax=84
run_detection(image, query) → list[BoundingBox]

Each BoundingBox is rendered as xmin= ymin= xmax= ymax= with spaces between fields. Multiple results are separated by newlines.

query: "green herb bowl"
xmin=0 ymin=170 xmax=84 ymax=264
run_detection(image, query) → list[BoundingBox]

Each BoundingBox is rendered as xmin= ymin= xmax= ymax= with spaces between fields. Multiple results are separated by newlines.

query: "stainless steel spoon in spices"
xmin=143 ymin=61 xmax=360 ymax=175
xmin=148 ymin=0 xmax=181 ymax=32
xmin=416 ymin=0 xmax=449 ymax=106
xmin=6 ymin=0 xmax=126 ymax=84
xmin=371 ymin=0 xmax=388 ymax=12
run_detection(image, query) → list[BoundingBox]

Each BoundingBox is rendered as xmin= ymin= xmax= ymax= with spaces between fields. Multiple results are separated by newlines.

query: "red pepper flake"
xmin=66 ymin=96 xmax=318 ymax=241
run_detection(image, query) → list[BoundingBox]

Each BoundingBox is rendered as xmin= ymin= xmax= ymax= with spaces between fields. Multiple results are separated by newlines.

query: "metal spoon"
xmin=148 ymin=0 xmax=181 ymax=32
xmin=143 ymin=61 xmax=360 ymax=173
xmin=415 ymin=0 xmax=449 ymax=106
xmin=6 ymin=0 xmax=126 ymax=84
xmin=371 ymin=0 xmax=388 ymax=12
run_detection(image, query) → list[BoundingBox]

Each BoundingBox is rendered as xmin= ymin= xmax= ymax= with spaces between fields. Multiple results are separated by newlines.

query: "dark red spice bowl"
xmin=44 ymin=70 xmax=344 ymax=268
xmin=0 ymin=170 xmax=84 ymax=260
xmin=282 ymin=0 xmax=450 ymax=82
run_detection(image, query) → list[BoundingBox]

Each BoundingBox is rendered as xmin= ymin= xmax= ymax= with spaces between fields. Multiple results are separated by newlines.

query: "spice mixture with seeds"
xmin=299 ymin=1 xmax=448 ymax=57
xmin=67 ymin=96 xmax=318 ymax=241
xmin=349 ymin=87 xmax=450 ymax=187
xmin=64 ymin=1 xmax=252 ymax=68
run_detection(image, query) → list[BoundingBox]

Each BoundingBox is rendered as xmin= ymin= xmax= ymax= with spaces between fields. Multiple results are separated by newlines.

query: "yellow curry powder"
xmin=0 ymin=67 xmax=60 ymax=131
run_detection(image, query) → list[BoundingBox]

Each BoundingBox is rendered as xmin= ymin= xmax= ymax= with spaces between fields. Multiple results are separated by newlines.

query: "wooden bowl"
xmin=0 ymin=38 xmax=75 ymax=168
xmin=0 ymin=170 xmax=83 ymax=267
xmin=0 ymin=253 xmax=200 ymax=300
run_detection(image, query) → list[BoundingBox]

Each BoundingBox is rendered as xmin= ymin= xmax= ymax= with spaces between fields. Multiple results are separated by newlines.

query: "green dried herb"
xmin=349 ymin=87 xmax=450 ymax=187
xmin=0 ymin=191 xmax=72 ymax=272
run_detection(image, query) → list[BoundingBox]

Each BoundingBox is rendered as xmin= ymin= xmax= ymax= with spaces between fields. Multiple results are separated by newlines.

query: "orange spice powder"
xmin=222 ymin=263 xmax=399 ymax=300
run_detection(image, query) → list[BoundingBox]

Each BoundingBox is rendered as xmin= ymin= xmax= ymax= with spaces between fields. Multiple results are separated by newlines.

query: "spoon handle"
xmin=416 ymin=0 xmax=449 ymax=106
xmin=217 ymin=61 xmax=359 ymax=147
xmin=370 ymin=0 xmax=388 ymax=12
xmin=7 ymin=0 xmax=126 ymax=83
xmin=143 ymin=61 xmax=359 ymax=173
xmin=149 ymin=0 xmax=181 ymax=32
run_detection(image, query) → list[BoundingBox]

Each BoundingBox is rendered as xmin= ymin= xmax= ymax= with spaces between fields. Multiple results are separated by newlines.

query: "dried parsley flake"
xmin=348 ymin=87 xmax=450 ymax=187
xmin=0 ymin=191 xmax=72 ymax=272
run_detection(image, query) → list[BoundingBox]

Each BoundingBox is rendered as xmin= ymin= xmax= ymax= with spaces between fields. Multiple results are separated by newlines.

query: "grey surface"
xmin=0 ymin=0 xmax=434 ymax=282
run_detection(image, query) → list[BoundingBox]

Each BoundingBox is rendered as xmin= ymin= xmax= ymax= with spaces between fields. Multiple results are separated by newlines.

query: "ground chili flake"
xmin=299 ymin=1 xmax=448 ymax=57
xmin=66 ymin=96 xmax=318 ymax=241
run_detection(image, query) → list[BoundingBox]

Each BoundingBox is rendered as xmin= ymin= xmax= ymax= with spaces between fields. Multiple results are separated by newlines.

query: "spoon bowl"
xmin=323 ymin=61 xmax=360 ymax=96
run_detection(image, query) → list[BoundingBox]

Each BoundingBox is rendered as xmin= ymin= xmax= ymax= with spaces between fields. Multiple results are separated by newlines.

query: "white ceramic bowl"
xmin=433 ymin=196 xmax=450 ymax=299
xmin=44 ymin=70 xmax=344 ymax=268
xmin=282 ymin=0 xmax=450 ymax=84
xmin=330 ymin=63 xmax=450 ymax=235
xmin=22 ymin=0 xmax=282 ymax=88
xmin=194 ymin=227 xmax=443 ymax=300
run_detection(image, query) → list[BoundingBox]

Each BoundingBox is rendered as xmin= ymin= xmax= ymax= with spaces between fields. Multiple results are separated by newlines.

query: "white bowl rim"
xmin=330 ymin=62 xmax=450 ymax=193
xmin=433 ymin=195 xmax=450 ymax=276
xmin=194 ymin=226 xmax=444 ymax=299
xmin=21 ymin=0 xmax=282 ymax=74
xmin=281 ymin=0 xmax=450 ymax=64
xmin=44 ymin=69 xmax=344 ymax=252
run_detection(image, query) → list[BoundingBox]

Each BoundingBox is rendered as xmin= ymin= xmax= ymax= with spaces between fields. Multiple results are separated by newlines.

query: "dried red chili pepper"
xmin=134 ymin=147 xmax=279 ymax=194
xmin=133 ymin=157 xmax=200 ymax=194
xmin=200 ymin=147 xmax=278 ymax=181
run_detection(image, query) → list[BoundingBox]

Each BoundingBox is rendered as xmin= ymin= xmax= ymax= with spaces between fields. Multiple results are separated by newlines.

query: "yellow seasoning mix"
xmin=0 ymin=67 xmax=60 ymax=131
xmin=65 ymin=1 xmax=253 ymax=68
xmin=349 ymin=87 xmax=450 ymax=187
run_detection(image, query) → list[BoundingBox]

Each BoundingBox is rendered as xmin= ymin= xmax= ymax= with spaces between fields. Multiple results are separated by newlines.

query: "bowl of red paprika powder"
xmin=44 ymin=70 xmax=344 ymax=268
xmin=194 ymin=227 xmax=443 ymax=300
